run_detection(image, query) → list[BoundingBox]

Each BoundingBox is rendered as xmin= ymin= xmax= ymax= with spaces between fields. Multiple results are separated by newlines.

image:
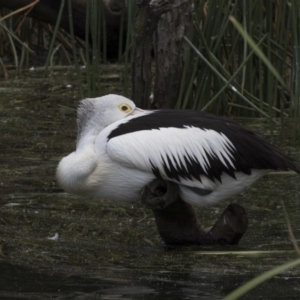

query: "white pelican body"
xmin=57 ymin=94 xmax=300 ymax=207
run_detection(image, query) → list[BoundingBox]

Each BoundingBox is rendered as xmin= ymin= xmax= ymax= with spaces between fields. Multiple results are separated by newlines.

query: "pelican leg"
xmin=141 ymin=179 xmax=178 ymax=210
xmin=141 ymin=179 xmax=248 ymax=246
xmin=209 ymin=203 xmax=248 ymax=245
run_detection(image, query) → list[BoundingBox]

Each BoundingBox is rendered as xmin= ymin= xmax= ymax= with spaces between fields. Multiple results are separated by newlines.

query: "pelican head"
xmin=76 ymin=94 xmax=139 ymax=147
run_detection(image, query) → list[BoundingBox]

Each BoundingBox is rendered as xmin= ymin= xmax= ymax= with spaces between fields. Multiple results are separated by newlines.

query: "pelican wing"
xmin=106 ymin=110 xmax=299 ymax=187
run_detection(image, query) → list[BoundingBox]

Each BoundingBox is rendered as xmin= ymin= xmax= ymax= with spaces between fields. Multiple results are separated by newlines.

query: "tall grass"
xmin=179 ymin=1 xmax=298 ymax=123
xmin=0 ymin=0 xmax=299 ymax=137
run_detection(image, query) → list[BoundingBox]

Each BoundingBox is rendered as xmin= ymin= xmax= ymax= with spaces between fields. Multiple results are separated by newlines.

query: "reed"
xmin=180 ymin=2 xmax=290 ymax=113
xmin=224 ymin=258 xmax=300 ymax=300
xmin=0 ymin=1 xmax=299 ymax=138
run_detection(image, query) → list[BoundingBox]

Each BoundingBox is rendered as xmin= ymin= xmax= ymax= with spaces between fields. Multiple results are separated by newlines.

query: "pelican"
xmin=57 ymin=94 xmax=300 ymax=207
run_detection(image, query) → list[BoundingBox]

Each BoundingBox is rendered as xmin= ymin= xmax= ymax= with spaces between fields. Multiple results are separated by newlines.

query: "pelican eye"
xmin=118 ymin=103 xmax=131 ymax=113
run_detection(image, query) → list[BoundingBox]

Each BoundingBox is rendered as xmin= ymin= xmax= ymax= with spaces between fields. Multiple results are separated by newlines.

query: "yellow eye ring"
xmin=118 ymin=103 xmax=131 ymax=113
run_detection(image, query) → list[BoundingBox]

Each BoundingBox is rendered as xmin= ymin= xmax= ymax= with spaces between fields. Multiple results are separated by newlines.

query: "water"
xmin=0 ymin=67 xmax=300 ymax=299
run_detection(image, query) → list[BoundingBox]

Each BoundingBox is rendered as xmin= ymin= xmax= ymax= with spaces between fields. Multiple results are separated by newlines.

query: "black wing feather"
xmin=108 ymin=110 xmax=300 ymax=181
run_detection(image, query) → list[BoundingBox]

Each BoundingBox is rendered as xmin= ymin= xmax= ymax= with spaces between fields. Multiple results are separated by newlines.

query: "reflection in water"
xmin=0 ymin=67 xmax=299 ymax=299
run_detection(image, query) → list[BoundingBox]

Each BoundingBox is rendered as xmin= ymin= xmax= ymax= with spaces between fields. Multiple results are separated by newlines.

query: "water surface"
xmin=0 ymin=67 xmax=299 ymax=299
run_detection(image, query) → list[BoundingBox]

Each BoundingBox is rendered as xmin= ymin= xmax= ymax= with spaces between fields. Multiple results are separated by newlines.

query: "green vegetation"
xmin=1 ymin=1 xmax=299 ymax=131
